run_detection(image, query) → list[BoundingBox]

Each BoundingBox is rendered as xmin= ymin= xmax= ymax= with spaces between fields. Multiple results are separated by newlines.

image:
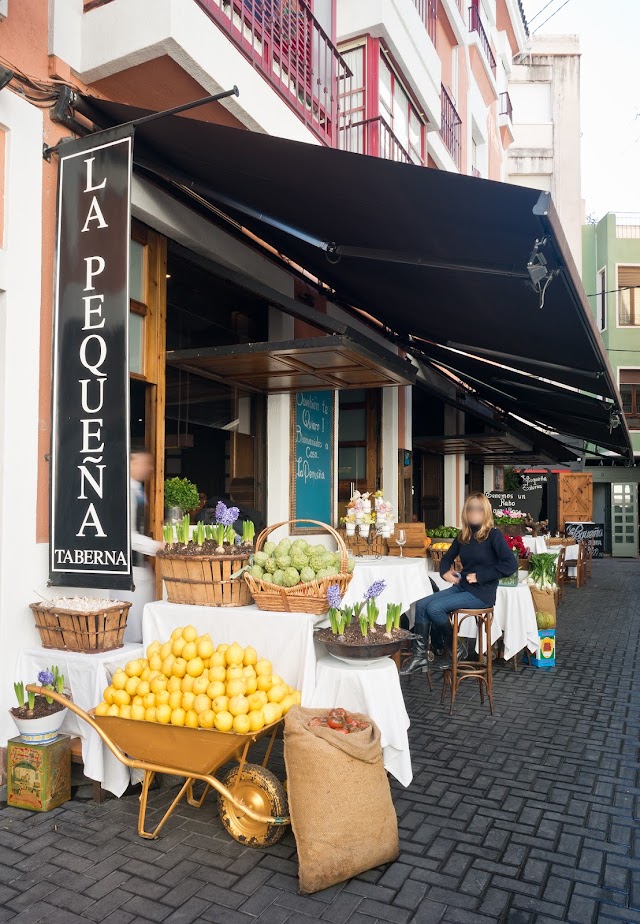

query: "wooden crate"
xmin=387 ymin=523 xmax=427 ymax=557
xmin=7 ymin=734 xmax=71 ymax=812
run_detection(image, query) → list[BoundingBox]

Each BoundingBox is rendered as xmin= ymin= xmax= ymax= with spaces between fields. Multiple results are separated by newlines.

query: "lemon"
xmin=225 ymin=642 xmax=244 ymax=667
xmin=181 ymin=675 xmax=195 ymax=693
xmin=144 ymin=706 xmax=157 ymax=723
xmin=207 ymin=681 xmax=226 ymax=700
xmin=103 ymin=685 xmax=115 ymax=705
xmin=233 ymin=714 xmax=251 ymax=735
xmin=137 ymin=680 xmax=150 ymax=697
xmin=293 ymin=691 xmax=302 ymax=705
xmin=119 ymin=704 xmax=132 ymax=718
xmin=113 ymin=689 xmax=131 ymax=707
xmin=256 ymin=690 xmax=269 ymax=705
xmin=187 ymin=656 xmax=205 ymax=678
xmin=170 ymin=708 xmax=186 ymax=726
xmin=107 ymin=704 xmax=120 ymax=717
xmin=248 ymin=692 xmax=266 ymax=712
xmin=149 ymin=653 xmax=163 ymax=673
xmin=193 ymin=694 xmax=212 ymax=715
xmin=162 ymin=654 xmax=176 ymax=677
xmin=217 ymin=643 xmax=229 ymax=655
xmin=199 ymin=710 xmax=215 ymax=729
xmin=169 ymin=690 xmax=183 ymax=710
xmin=150 ymin=676 xmax=167 ymax=694
xmin=172 ymin=636 xmax=186 ymax=657
xmin=182 ymin=625 xmax=198 ymax=643
xmin=244 ymin=676 xmax=258 ymax=695
xmin=143 ymin=692 xmax=156 ymax=709
xmin=172 ymin=658 xmax=188 ymax=679
xmin=112 ymin=669 xmax=127 ymax=690
xmin=243 ymin=665 xmax=257 ymax=678
xmin=167 ymin=676 xmax=182 ymax=694
xmin=228 ymin=694 xmax=249 ymax=717
xmin=226 ymin=666 xmax=244 ymax=683
xmin=192 ymin=675 xmax=210 ymax=696
xmin=147 ymin=640 xmax=161 ymax=658
xmin=262 ymin=703 xmax=280 ymax=725
xmin=156 ymin=690 xmax=170 ymax=706
xmin=185 ymin=710 xmax=199 ymax=728
xmin=267 ymin=683 xmax=288 ymax=704
xmin=243 ymin=646 xmax=258 ymax=667
xmin=212 ymin=695 xmax=229 ymax=713
xmin=257 ymin=675 xmax=272 ymax=693
xmin=140 ymin=668 xmax=151 ymax=682
xmin=131 ymin=704 xmax=146 ymax=721
xmin=181 ymin=691 xmax=196 ymax=711
xmin=270 ymin=702 xmax=284 ymax=720
xmin=156 ymin=704 xmax=171 ymax=724
xmin=280 ymin=694 xmax=296 ymax=715
xmin=226 ymin=678 xmax=247 ymax=697
xmin=182 ymin=641 xmax=197 ymax=662
xmin=160 ymin=641 xmax=173 ymax=661
xmin=132 ymin=695 xmax=144 ymax=707
xmin=271 ymin=675 xmax=283 ymax=687
xmin=210 ymin=652 xmax=226 ymax=668
xmin=209 ymin=665 xmax=227 ymax=684
xmin=197 ymin=635 xmax=214 ymax=660
xmin=125 ymin=659 xmax=143 ymax=678
xmin=171 ymin=626 xmax=184 ymax=641
xmin=214 ymin=711 xmax=233 ymax=732
xmin=248 ymin=709 xmax=265 ymax=731
xmin=95 ymin=701 xmax=109 ymax=716
xmin=255 ymin=658 xmax=272 ymax=677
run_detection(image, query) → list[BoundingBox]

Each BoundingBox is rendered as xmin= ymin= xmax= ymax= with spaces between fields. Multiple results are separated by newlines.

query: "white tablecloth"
xmin=15 ymin=644 xmax=144 ymax=797
xmin=430 ymin=576 xmax=538 ymax=660
xmin=523 ymin=536 xmax=549 ymax=554
xmin=309 ymin=655 xmax=412 ymax=787
xmin=142 ymin=601 xmax=317 ymax=702
xmin=342 ymin=556 xmax=433 ymax=619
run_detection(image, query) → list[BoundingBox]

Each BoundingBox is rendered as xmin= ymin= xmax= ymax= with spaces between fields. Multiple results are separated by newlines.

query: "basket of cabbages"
xmin=244 ymin=520 xmax=354 ymax=615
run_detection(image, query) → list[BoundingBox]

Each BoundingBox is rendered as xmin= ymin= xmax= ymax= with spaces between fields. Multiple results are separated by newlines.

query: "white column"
xmin=443 ymin=406 xmax=465 ymax=525
xmin=484 ymin=464 xmax=495 ymax=493
xmin=382 ymin=387 xmax=399 ymax=513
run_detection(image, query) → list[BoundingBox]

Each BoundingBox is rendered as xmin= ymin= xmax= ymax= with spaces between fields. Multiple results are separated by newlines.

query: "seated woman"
xmin=401 ymin=493 xmax=516 ymax=675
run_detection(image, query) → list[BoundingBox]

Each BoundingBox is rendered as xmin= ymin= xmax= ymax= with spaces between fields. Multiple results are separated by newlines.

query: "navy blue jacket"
xmin=439 ymin=527 xmax=517 ymax=605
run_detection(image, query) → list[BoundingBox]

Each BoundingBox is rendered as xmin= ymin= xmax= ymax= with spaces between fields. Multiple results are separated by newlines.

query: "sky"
xmin=521 ymin=0 xmax=640 ymax=220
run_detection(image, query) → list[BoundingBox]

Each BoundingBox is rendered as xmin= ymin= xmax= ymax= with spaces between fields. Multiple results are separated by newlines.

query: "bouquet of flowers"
xmin=493 ymin=508 xmax=527 ymax=525
xmin=504 ymin=535 xmax=528 ymax=558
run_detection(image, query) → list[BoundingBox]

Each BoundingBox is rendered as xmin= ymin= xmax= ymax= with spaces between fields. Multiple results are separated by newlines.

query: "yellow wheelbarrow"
xmin=27 ymin=686 xmax=289 ymax=847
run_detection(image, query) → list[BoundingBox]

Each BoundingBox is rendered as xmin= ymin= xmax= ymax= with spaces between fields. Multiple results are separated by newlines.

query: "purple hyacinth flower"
xmin=215 ymin=500 xmax=227 ymax=523
xmin=327 ymin=584 xmax=342 ymax=610
xmin=364 ymin=579 xmax=387 ymax=600
xmin=222 ymin=506 xmax=240 ymax=526
xmin=37 ymin=669 xmax=55 ymax=686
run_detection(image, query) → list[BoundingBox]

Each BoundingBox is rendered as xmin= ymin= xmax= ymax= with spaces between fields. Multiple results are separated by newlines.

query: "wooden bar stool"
xmin=441 ymin=608 xmax=494 ymax=715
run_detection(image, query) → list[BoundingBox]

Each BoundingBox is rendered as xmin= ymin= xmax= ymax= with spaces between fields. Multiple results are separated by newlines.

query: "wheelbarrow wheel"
xmin=218 ymin=763 xmax=288 ymax=847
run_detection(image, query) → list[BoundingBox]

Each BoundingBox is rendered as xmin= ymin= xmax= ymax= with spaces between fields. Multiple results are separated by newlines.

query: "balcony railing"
xmin=468 ymin=5 xmax=496 ymax=76
xmin=471 ymin=166 xmax=481 ymax=178
xmin=440 ymin=85 xmax=461 ymax=169
xmin=616 ymin=214 xmax=640 ymax=239
xmin=413 ymin=0 xmax=438 ymax=45
xmin=338 ymin=115 xmax=412 ymax=164
xmin=499 ymin=91 xmax=513 ymax=122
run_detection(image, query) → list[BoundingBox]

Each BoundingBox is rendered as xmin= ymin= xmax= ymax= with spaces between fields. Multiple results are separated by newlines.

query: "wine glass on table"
xmin=396 ymin=529 xmax=407 ymax=558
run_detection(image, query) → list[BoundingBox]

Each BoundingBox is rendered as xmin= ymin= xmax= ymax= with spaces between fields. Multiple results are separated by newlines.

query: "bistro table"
xmin=309 ymin=655 xmax=412 ymax=787
xmin=341 ymin=555 xmax=433 ymax=620
xmin=142 ymin=601 xmax=318 ymax=702
xmin=15 ymin=644 xmax=144 ymax=796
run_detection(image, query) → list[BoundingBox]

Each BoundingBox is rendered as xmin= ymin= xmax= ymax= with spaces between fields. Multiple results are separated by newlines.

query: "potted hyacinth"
xmin=11 ymin=667 xmax=68 ymax=743
xmin=315 ymin=581 xmax=412 ymax=661
xmin=493 ymin=508 xmax=528 ymax=536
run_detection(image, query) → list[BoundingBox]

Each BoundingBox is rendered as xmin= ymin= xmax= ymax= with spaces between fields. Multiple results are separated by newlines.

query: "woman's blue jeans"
xmin=414 ymin=585 xmax=488 ymax=638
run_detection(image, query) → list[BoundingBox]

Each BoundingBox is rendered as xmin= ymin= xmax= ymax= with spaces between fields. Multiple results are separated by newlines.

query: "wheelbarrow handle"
xmin=25 ymin=685 xmax=126 ymax=757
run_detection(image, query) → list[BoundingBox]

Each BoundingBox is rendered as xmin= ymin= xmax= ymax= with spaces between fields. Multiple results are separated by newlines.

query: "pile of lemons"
xmin=94 ymin=625 xmax=301 ymax=734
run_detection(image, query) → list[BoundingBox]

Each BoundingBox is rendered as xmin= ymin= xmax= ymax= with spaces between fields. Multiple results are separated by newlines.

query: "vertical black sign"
xmin=50 ymin=128 xmax=133 ymax=589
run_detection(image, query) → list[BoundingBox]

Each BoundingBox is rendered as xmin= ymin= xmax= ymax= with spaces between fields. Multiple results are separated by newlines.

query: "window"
xmin=620 ymin=370 xmax=640 ymax=427
xmin=338 ymin=45 xmax=366 ymax=154
xmin=618 ymin=266 xmax=640 ymax=326
xmin=597 ymin=268 xmax=606 ymax=330
xmin=379 ymin=54 xmax=426 ymax=165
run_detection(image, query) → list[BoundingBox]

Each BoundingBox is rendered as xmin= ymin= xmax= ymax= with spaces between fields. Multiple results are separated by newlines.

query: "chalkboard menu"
xmin=564 ymin=522 xmax=604 ymax=558
xmin=291 ymin=391 xmax=334 ymax=531
xmin=487 ymin=483 xmax=545 ymax=521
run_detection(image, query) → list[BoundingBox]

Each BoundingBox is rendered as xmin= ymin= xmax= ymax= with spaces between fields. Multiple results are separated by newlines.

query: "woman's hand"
xmin=466 ymin=572 xmax=478 ymax=584
xmin=443 ymin=569 xmax=461 ymax=585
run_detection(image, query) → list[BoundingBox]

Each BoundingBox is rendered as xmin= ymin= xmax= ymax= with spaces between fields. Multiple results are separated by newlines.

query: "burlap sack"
xmin=284 ymin=706 xmax=399 ymax=894
xmin=530 ymin=587 xmax=556 ymax=619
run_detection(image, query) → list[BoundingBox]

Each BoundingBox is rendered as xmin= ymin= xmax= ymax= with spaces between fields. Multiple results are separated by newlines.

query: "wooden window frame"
xmin=617 ymin=265 xmax=640 ymax=327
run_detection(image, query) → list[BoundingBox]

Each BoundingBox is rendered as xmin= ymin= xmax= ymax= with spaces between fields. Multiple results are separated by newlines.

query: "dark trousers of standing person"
xmin=400 ymin=585 xmax=487 ymax=675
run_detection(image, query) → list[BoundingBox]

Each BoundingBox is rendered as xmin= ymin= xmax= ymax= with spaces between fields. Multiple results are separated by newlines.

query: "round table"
xmin=309 ymin=655 xmax=412 ymax=787
xmin=340 ymin=556 xmax=433 ymax=621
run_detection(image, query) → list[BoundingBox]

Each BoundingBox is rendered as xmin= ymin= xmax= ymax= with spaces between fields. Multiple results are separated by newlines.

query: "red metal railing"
xmin=500 ymin=91 xmax=513 ymax=121
xmin=440 ymin=85 xmax=461 ymax=169
xmin=413 ymin=0 xmax=438 ymax=44
xmin=468 ymin=5 xmax=496 ymax=75
xmin=339 ymin=115 xmax=412 ymax=164
xmin=471 ymin=166 xmax=481 ymax=178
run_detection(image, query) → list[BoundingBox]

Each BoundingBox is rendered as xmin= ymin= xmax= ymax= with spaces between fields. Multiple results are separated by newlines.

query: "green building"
xmin=582 ymin=213 xmax=640 ymax=556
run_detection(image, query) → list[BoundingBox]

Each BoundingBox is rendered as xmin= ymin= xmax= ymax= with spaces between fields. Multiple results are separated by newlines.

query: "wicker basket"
xmin=244 ymin=520 xmax=352 ymax=615
xmin=29 ymin=601 xmax=131 ymax=653
xmin=158 ymin=552 xmax=252 ymax=607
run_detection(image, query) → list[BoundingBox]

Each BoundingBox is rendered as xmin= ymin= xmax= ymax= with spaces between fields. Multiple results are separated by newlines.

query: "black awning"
xmin=75 ymin=96 xmax=633 ymax=458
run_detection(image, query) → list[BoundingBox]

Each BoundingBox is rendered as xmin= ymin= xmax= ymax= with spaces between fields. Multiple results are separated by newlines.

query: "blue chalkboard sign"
xmin=291 ymin=391 xmax=334 ymax=530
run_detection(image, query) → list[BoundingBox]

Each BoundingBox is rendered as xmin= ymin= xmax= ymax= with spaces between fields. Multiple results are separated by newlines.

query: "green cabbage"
xmin=253 ymin=551 xmax=268 ymax=566
xmin=283 ymin=567 xmax=301 ymax=587
xmin=263 ymin=541 xmax=276 ymax=556
xmin=346 ymin=557 xmax=355 ymax=574
xmin=290 ymin=551 xmax=309 ymax=570
xmin=276 ymin=538 xmax=292 ymax=554
xmin=249 ymin=564 xmax=264 ymax=580
xmin=290 ymin=539 xmax=309 ymax=553
xmin=272 ymin=569 xmax=285 ymax=586
xmin=263 ymin=557 xmax=277 ymax=573
xmin=299 ymin=566 xmax=315 ymax=583
xmin=275 ymin=555 xmax=291 ymax=570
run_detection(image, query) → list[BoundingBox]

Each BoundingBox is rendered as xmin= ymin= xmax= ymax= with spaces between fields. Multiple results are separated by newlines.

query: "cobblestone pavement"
xmin=0 ymin=558 xmax=638 ymax=924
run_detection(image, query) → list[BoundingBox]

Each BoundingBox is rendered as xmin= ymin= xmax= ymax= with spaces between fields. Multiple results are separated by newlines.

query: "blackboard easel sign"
xmin=290 ymin=391 xmax=335 ymax=533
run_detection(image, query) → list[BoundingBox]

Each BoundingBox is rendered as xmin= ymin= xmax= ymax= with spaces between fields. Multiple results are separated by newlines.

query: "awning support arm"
xmin=445 ymin=341 xmax=604 ymax=381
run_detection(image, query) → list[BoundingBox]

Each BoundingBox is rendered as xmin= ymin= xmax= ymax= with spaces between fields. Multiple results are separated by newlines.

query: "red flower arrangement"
xmin=504 ymin=535 xmax=528 ymax=558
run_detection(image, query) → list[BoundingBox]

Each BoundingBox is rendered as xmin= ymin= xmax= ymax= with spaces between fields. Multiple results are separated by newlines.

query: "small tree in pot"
xmin=164 ymin=477 xmax=199 ymax=522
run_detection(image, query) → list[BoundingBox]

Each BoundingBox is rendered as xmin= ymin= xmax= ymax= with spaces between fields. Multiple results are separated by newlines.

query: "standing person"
xmin=119 ymin=450 xmax=162 ymax=643
xmin=401 ymin=493 xmax=516 ymax=675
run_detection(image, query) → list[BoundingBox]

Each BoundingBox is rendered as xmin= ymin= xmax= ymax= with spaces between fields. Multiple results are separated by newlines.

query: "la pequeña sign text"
xmin=50 ymin=127 xmax=133 ymax=589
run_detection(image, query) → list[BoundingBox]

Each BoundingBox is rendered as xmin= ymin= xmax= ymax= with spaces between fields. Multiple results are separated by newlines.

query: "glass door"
xmin=611 ymin=482 xmax=638 ymax=557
